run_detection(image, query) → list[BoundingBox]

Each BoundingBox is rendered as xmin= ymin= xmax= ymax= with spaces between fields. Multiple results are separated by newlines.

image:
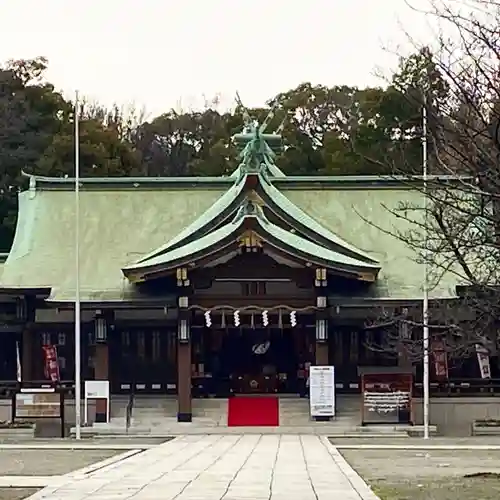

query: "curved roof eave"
xmin=123 ymin=209 xmax=380 ymax=279
xmin=258 ymin=217 xmax=380 ymax=273
xmin=135 ymin=174 xmax=247 ymax=264
xmin=258 ymin=175 xmax=380 ymax=265
xmin=123 ymin=219 xmax=243 ymax=273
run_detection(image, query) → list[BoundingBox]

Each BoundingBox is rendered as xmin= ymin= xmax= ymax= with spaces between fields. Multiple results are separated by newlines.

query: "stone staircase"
xmin=103 ymin=396 xmax=228 ymax=434
xmin=73 ymin=394 xmax=435 ymax=437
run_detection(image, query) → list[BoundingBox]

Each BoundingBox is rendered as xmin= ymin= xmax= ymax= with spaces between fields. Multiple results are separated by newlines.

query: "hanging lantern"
xmin=178 ymin=319 xmax=189 ymax=343
xmin=315 ymin=318 xmax=328 ymax=343
xmin=94 ymin=312 xmax=107 ymax=343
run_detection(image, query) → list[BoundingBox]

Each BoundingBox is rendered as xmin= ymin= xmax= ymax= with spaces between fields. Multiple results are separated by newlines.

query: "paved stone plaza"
xmin=27 ymin=435 xmax=378 ymax=499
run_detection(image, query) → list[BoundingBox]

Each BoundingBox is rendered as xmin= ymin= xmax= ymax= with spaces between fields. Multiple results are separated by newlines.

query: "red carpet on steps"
xmin=227 ymin=396 xmax=279 ymax=427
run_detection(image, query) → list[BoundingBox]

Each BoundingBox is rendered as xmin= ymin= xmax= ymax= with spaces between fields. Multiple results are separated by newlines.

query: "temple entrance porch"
xmin=193 ymin=324 xmax=315 ymax=396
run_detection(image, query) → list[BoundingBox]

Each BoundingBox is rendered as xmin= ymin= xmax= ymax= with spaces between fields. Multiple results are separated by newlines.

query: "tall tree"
xmin=272 ymin=82 xmax=424 ymax=175
xmin=0 ymin=59 xmax=146 ymax=250
xmin=363 ymin=1 xmax=500 ymax=362
xmin=37 ymin=106 xmax=142 ymax=178
xmin=0 ymin=57 xmax=69 ymax=251
xmin=133 ymin=109 xmax=239 ymax=177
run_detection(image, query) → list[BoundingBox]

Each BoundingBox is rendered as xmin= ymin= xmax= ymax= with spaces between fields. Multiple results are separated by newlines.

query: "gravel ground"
xmin=0 ymin=449 xmax=122 ymax=476
xmin=0 ymin=489 xmax=39 ymax=500
xmin=341 ymin=449 xmax=500 ymax=499
xmin=372 ymin=477 xmax=500 ymax=499
xmin=0 ymin=437 xmax=168 ymax=446
xmin=330 ymin=436 xmax=500 ymax=447
xmin=330 ymin=436 xmax=500 ymax=448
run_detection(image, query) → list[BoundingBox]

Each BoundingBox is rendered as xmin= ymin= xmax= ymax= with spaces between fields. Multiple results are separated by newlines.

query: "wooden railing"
xmin=0 ymin=380 xmax=75 ymax=397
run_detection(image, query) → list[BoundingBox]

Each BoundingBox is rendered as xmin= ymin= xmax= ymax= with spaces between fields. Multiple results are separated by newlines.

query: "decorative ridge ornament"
xmin=232 ymin=92 xmax=285 ymax=178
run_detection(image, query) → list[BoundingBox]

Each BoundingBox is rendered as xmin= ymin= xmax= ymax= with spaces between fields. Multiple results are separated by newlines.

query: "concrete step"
xmin=110 ymin=396 xmax=367 ymax=431
xmin=73 ymin=423 xmax=412 ymax=438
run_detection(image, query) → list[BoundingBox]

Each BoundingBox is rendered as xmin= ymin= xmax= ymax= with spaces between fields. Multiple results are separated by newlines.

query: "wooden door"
xmin=109 ymin=327 xmax=177 ymax=393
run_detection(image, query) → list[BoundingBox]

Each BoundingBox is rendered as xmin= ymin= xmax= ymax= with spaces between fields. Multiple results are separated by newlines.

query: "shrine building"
xmin=0 ymin=121 xmax=464 ymax=423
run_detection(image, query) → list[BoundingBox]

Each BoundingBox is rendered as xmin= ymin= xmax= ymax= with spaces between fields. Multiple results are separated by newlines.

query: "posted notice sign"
xmin=309 ymin=366 xmax=335 ymax=417
xmin=84 ymin=380 xmax=110 ymax=425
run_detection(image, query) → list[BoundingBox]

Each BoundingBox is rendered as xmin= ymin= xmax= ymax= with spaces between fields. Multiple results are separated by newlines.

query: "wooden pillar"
xmin=315 ymin=342 xmax=329 ymax=366
xmin=94 ymin=343 xmax=109 ymax=422
xmin=20 ymin=296 xmax=35 ymax=382
xmin=177 ymin=275 xmax=192 ymax=422
xmin=177 ymin=341 xmax=192 ymax=422
xmin=314 ymin=268 xmax=329 ymax=366
xmin=314 ymin=311 xmax=331 ymax=422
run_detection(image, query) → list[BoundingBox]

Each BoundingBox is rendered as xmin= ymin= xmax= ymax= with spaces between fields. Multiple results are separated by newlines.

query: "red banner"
xmin=431 ymin=340 xmax=449 ymax=380
xmin=42 ymin=345 xmax=60 ymax=383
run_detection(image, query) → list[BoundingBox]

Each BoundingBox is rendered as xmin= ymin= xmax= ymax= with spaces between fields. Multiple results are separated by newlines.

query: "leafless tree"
xmin=354 ymin=0 xmax=500 ymax=362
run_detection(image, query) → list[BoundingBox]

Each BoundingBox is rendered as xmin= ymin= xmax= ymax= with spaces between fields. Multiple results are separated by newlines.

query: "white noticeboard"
xmin=309 ymin=366 xmax=335 ymax=417
xmin=84 ymin=380 xmax=110 ymax=424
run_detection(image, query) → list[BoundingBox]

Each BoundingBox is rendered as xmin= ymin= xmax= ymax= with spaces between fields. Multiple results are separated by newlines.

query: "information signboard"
xmin=309 ymin=366 xmax=335 ymax=418
xmin=84 ymin=380 xmax=110 ymax=424
xmin=15 ymin=390 xmax=61 ymax=419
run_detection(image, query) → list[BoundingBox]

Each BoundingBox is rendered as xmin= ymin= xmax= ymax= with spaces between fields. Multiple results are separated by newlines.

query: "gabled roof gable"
xmin=122 ymin=200 xmax=380 ymax=283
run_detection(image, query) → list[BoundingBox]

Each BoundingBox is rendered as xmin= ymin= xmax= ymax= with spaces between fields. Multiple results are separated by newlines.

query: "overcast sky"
xmin=0 ymin=0 xmax=436 ymax=116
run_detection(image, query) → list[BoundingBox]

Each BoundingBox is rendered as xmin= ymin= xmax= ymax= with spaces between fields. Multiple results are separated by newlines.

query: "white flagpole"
xmin=422 ymin=103 xmax=430 ymax=440
xmin=74 ymin=91 xmax=82 ymax=440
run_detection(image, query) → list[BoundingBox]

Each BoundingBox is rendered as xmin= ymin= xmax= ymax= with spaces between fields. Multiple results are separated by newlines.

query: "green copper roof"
xmin=22 ymin=171 xmax=469 ymax=190
xmin=136 ymin=174 xmax=248 ymax=263
xmin=0 ymin=180 xmax=458 ymax=301
xmin=258 ymin=175 xmax=378 ymax=264
xmin=123 ymin=201 xmax=380 ymax=280
xmin=0 ymin=187 xmax=225 ymax=302
xmin=123 ymin=167 xmax=381 ymax=277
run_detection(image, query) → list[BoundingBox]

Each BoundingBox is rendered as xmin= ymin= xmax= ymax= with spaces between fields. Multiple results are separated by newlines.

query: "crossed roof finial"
xmin=233 ymin=92 xmax=285 ymax=175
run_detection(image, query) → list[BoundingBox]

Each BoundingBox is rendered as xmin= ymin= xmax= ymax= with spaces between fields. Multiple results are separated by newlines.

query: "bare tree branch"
xmin=349 ymin=1 xmax=500 ymax=361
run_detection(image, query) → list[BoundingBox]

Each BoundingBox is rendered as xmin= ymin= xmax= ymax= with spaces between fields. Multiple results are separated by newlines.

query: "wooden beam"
xmin=194 ymin=296 xmax=314 ymax=309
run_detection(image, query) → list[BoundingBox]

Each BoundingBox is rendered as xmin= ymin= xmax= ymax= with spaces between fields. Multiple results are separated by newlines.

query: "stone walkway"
xmin=28 ymin=435 xmax=379 ymax=499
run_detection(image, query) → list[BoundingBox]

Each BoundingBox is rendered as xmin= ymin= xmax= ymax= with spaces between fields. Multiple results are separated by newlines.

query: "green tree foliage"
xmin=133 ymin=108 xmax=242 ymax=177
xmin=0 ymin=58 xmax=141 ymax=250
xmin=0 ymin=57 xmax=69 ymax=250
xmin=0 ymin=52 xmax=446 ymax=251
